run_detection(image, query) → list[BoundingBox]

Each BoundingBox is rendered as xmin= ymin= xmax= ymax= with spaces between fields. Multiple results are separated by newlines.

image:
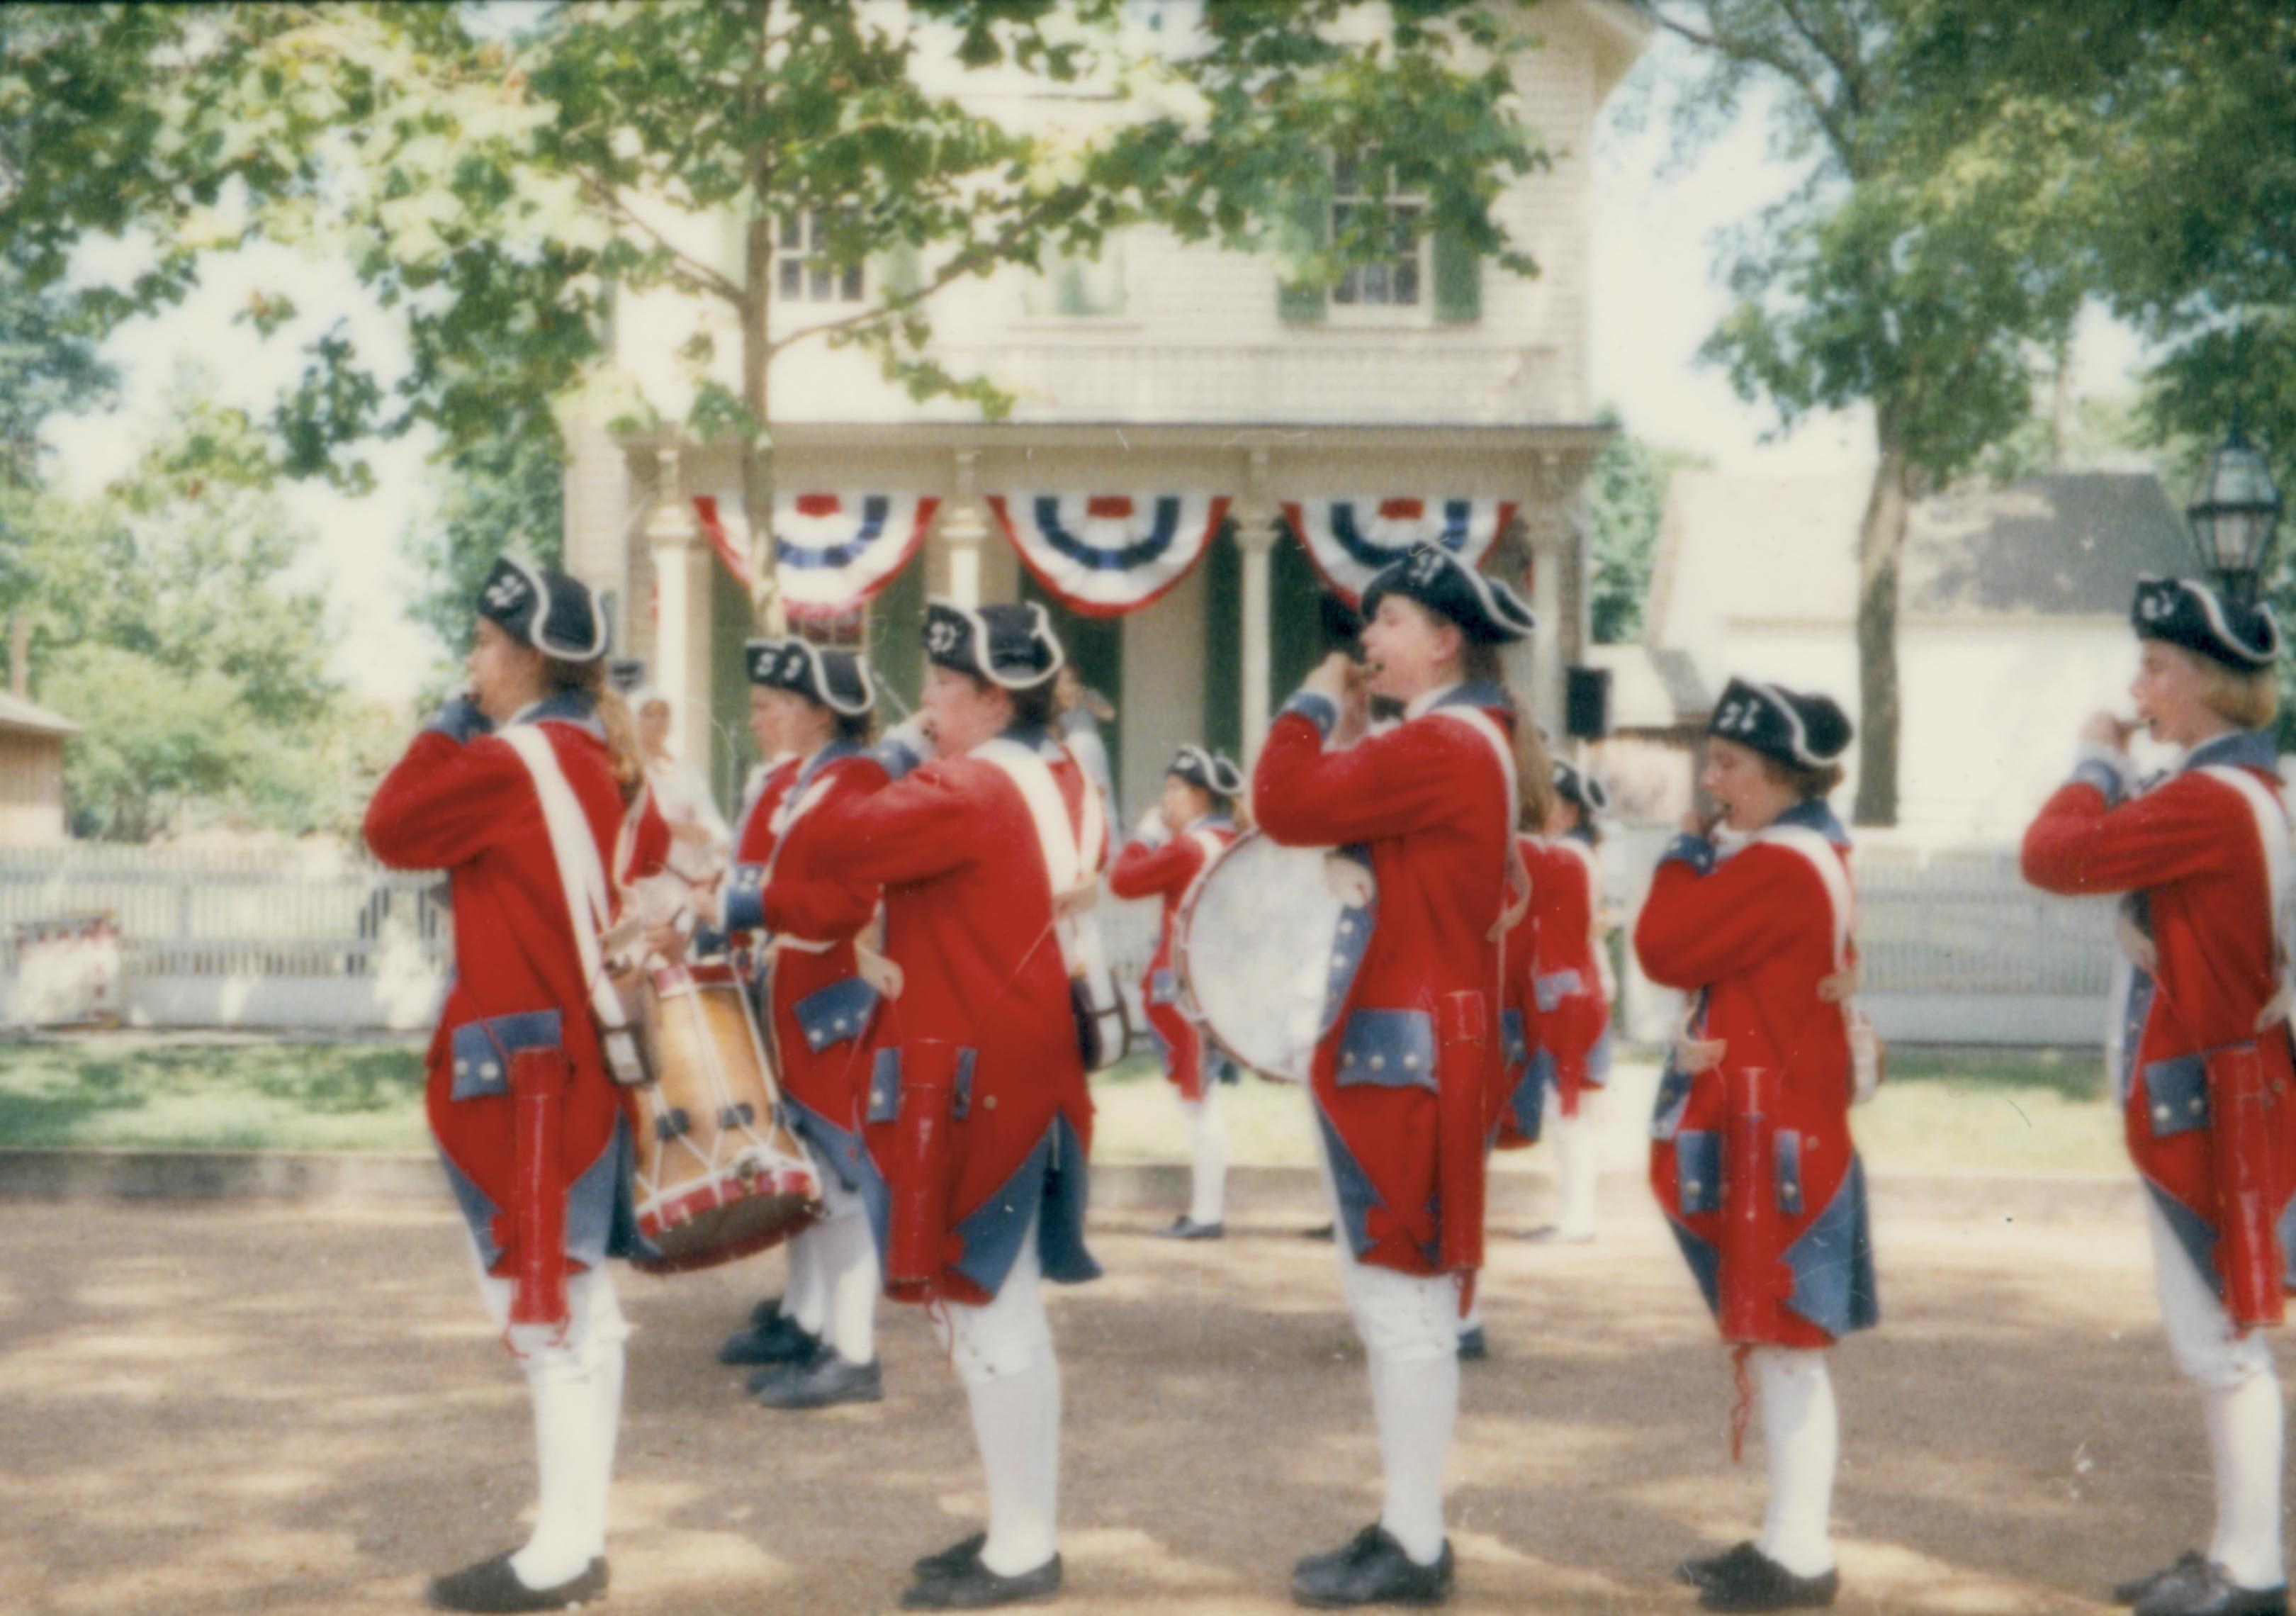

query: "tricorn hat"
xmin=1168 ymin=744 xmax=1244 ymax=802
xmin=922 ymin=599 xmax=1065 ymax=690
xmin=1707 ymin=676 xmax=1852 ymax=771
xmin=2131 ymin=574 xmax=2281 ymax=672
xmin=1358 ymin=546 xmax=1536 ymax=646
xmin=478 ymin=556 xmax=608 ymax=663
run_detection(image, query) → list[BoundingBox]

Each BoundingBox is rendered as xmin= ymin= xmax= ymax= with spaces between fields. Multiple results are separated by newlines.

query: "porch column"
xmin=1236 ymin=449 xmax=1280 ymax=765
xmin=942 ymin=449 xmax=989 ymax=608
xmin=646 ymin=447 xmax=716 ymax=769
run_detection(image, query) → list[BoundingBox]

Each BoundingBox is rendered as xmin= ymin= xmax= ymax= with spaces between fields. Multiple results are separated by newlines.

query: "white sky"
xmin=41 ymin=26 xmax=2154 ymax=710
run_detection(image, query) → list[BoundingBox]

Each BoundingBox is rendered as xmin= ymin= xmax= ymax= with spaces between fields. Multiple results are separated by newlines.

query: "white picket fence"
xmin=3 ymin=838 xmax=2114 ymax=1043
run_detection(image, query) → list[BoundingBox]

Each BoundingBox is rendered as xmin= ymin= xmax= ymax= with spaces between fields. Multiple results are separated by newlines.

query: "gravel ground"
xmin=0 ymin=1178 xmax=2248 ymax=1616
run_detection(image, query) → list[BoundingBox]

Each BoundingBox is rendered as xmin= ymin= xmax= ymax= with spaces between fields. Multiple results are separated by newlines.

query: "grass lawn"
xmin=0 ymin=1036 xmax=2131 ymax=1176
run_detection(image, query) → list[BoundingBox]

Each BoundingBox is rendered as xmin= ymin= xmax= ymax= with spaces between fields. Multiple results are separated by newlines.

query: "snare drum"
xmin=628 ymin=959 xmax=821 ymax=1274
xmin=1174 ymin=831 xmax=1377 ymax=1083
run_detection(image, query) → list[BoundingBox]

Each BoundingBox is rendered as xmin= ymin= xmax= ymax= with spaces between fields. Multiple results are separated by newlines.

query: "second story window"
xmin=778 ymin=210 xmax=864 ymax=304
xmin=1330 ymin=152 xmax=1423 ymax=310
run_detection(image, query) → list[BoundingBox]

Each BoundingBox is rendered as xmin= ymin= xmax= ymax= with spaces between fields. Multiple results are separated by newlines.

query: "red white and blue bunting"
xmin=1280 ymin=497 xmax=1519 ymax=605
xmin=692 ymin=493 xmax=940 ymax=620
xmin=987 ymin=493 xmax=1230 ymax=618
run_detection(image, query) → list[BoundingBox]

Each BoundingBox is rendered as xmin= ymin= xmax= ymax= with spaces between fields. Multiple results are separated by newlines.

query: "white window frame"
xmin=1328 ymin=152 xmax=1431 ymax=327
xmin=775 ymin=209 xmax=865 ymax=305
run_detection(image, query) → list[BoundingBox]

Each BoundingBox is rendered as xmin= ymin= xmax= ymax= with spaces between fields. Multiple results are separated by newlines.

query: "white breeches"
xmin=467 ymin=1245 xmax=629 ymax=1588
xmin=788 ymin=1155 xmax=880 ymax=1364
xmin=1312 ymin=1116 xmax=1460 ymax=1566
xmin=938 ymin=1213 xmax=1062 ymax=1577
xmin=2146 ymin=1197 xmax=2285 ymax=1590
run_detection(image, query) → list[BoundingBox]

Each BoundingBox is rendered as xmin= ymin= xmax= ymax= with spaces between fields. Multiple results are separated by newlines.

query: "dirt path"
xmin=0 ymin=1182 xmax=2227 ymax=1615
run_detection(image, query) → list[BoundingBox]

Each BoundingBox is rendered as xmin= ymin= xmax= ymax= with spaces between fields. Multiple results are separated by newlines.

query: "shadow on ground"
xmin=0 ymin=1182 xmax=2183 ymax=1615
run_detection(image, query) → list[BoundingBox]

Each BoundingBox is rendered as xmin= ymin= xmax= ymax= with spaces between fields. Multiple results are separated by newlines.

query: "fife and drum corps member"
xmin=365 ymin=557 xmax=669 ymax=1614
xmin=769 ymin=600 xmax=1099 ymax=1610
xmin=1635 ymin=676 xmax=1879 ymax=1615
xmin=1254 ymin=545 xmax=1546 ymax=1608
xmin=721 ymin=638 xmax=894 ymax=1411
xmin=2023 ymin=576 xmax=2296 ymax=1616
xmin=1107 ymin=744 xmax=1245 ymax=1240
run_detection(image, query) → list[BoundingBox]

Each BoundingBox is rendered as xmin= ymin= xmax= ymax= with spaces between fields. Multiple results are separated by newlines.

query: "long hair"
xmin=551 ymin=656 xmax=647 ymax=804
xmin=1463 ymin=639 xmax=1555 ymax=830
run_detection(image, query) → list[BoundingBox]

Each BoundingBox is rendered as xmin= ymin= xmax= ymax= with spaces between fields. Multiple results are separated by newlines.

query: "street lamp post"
xmin=2188 ymin=415 xmax=2285 ymax=605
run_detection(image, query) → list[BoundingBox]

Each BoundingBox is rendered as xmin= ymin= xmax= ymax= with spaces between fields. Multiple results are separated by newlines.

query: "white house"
xmin=561 ymin=1 xmax=1653 ymax=819
xmin=1643 ymin=470 xmax=2200 ymax=839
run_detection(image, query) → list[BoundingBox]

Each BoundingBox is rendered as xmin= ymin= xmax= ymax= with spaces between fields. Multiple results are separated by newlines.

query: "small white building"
xmin=562 ymin=1 xmax=1653 ymax=818
xmin=1643 ymin=470 xmax=2199 ymax=838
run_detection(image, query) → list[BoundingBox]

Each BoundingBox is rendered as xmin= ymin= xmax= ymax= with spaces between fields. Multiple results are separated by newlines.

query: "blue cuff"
xmin=870 ymin=734 xmax=928 ymax=782
xmin=1281 ymin=691 xmax=1339 ymax=741
xmin=1659 ymin=833 xmax=1716 ymax=875
xmin=724 ymin=863 xmax=768 ymax=933
xmin=424 ymin=695 xmax=493 ymax=745
xmin=691 ymin=923 xmax=728 ymax=959
xmin=2069 ymin=759 xmax=2127 ymax=806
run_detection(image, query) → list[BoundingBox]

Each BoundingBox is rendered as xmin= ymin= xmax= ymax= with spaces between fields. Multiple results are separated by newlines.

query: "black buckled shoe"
xmin=720 ymin=1311 xmax=816 ymax=1367
xmin=898 ymin=1552 xmax=1062 ymax=1609
xmin=1689 ymin=1543 xmax=1836 ymax=1612
xmin=912 ymin=1532 xmax=988 ymax=1581
xmin=1677 ymin=1542 xmax=1760 ymax=1588
xmin=748 ymin=1294 xmax=786 ymax=1328
xmin=1456 ymin=1327 xmax=1488 ymax=1362
xmin=2118 ymin=1555 xmax=2215 ymax=1607
xmin=1290 ymin=1525 xmax=1453 ymax=1607
xmin=2134 ymin=1564 xmax=2288 ymax=1616
xmin=427 ymin=1553 xmax=607 ymax=1612
xmin=752 ymin=1351 xmax=884 ymax=1410
xmin=1155 ymin=1215 xmax=1225 ymax=1240
xmin=743 ymin=1336 xmax=828 ymax=1391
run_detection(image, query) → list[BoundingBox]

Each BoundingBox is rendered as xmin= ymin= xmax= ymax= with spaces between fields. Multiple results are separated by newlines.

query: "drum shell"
xmin=629 ymin=960 xmax=821 ymax=1275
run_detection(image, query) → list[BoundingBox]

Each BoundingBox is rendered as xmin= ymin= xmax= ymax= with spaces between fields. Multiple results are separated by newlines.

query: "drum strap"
xmin=499 ymin=726 xmax=639 ymax=1071
xmin=974 ymin=738 xmax=1086 ymax=970
xmin=1748 ymin=824 xmax=1854 ymax=970
xmin=2197 ymin=765 xmax=2296 ymax=1026
xmin=758 ymin=744 xmax=864 ymax=954
xmin=1424 ymin=702 xmax=1525 ymax=940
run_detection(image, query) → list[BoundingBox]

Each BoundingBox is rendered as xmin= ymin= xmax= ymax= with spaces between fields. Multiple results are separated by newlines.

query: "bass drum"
xmin=1175 ymin=831 xmax=1375 ymax=1084
xmin=627 ymin=959 xmax=821 ymax=1275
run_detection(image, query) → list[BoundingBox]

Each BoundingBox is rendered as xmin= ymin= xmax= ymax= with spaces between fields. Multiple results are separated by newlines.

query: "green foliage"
xmin=1585 ymin=413 xmax=1708 ymax=644
xmin=1 ymin=1 xmax=1563 ymax=631
xmin=4 ymin=390 xmax=360 ymax=841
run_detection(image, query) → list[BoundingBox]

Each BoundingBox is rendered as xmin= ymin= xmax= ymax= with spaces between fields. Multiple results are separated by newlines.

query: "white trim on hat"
xmin=924 ymin=596 xmax=1065 ymax=690
xmin=1370 ymin=546 xmax=1536 ymax=644
xmin=744 ymin=636 xmax=787 ymax=686
xmin=2146 ymin=573 xmax=2283 ymax=668
xmin=777 ymin=638 xmax=875 ymax=717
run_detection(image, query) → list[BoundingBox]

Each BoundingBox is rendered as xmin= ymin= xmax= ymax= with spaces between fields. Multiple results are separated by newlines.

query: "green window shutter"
xmin=1431 ymin=228 xmax=1482 ymax=324
xmin=1276 ymin=169 xmax=1332 ymax=324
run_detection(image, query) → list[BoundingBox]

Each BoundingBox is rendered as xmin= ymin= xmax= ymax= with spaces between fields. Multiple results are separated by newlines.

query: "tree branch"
xmin=765 ymin=189 xmax=1080 ymax=357
xmin=565 ymin=164 xmax=745 ymax=305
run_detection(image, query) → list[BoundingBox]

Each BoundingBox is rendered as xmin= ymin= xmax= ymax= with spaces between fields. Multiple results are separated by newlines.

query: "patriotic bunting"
xmin=692 ymin=493 xmax=940 ymax=619
xmin=1279 ymin=497 xmax=1519 ymax=605
xmin=986 ymin=493 xmax=1231 ymax=617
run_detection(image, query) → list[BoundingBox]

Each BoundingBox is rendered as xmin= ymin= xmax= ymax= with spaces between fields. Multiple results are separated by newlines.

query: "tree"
xmin=7 ymin=389 xmax=355 ymax=839
xmin=1585 ymin=410 xmax=1709 ymax=644
xmin=1 ymin=2 xmax=1558 ymax=640
xmin=1644 ymin=1 xmax=2081 ymax=823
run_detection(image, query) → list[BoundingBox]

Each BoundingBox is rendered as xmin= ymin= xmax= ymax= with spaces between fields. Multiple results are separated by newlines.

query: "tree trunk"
xmin=1851 ymin=445 xmax=1911 ymax=828
xmin=741 ymin=0 xmax=782 ymax=635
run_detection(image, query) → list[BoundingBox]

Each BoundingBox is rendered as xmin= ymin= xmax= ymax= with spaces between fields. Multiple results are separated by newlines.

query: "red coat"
xmin=1531 ymin=832 xmax=1613 ymax=1116
xmin=364 ymin=695 xmax=670 ymax=1277
xmin=1634 ymin=799 xmax=1878 ymax=1348
xmin=733 ymin=743 xmax=891 ymax=1185
xmin=1492 ymin=833 xmax=1544 ymax=1148
xmin=2022 ymin=729 xmax=2296 ymax=1300
xmin=780 ymin=726 xmax=1098 ymax=1304
xmin=1254 ymin=683 xmax=1515 ymax=1276
xmin=1108 ymin=814 xmax=1238 ymax=1100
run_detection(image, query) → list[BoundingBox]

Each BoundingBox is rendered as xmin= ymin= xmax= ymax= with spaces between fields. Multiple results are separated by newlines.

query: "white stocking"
xmin=1752 ymin=1346 xmax=1838 ymax=1578
xmin=785 ymin=1223 xmax=826 ymax=1338
xmin=942 ymin=1216 xmax=1059 ymax=1578
xmin=816 ymin=1192 xmax=881 ymax=1366
xmin=1552 ymin=1106 xmax=1599 ymax=1238
xmin=1181 ymin=1090 xmax=1228 ymax=1226
xmin=1370 ymin=1347 xmax=1458 ymax=1566
xmin=2205 ymin=1369 xmax=2285 ymax=1590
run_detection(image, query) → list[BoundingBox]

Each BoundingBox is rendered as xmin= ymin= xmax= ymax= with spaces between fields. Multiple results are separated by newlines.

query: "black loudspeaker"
xmin=1564 ymin=666 xmax=1611 ymax=740
xmin=607 ymin=657 xmax=647 ymax=695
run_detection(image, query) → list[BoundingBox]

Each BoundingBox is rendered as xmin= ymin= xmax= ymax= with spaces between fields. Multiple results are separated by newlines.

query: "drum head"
xmin=1177 ymin=832 xmax=1366 ymax=1083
